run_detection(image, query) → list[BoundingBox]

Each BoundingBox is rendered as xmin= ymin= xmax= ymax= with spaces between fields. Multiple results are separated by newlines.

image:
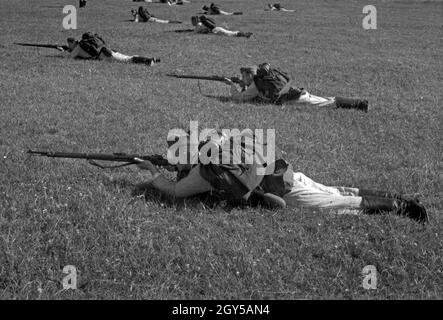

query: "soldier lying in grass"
xmin=223 ymin=64 xmax=369 ymax=111
xmin=202 ymin=3 xmax=243 ymax=15
xmin=131 ymin=6 xmax=182 ymax=23
xmin=191 ymin=16 xmax=252 ymax=38
xmin=59 ymin=32 xmax=160 ymax=65
xmin=134 ymin=130 xmax=428 ymax=223
xmin=266 ymin=3 xmax=296 ymax=12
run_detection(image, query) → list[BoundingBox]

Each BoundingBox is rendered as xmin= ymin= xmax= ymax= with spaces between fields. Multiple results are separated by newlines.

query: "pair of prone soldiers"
xmin=56 ymin=37 xmax=368 ymax=112
xmin=130 ymin=4 xmax=242 ymax=24
xmin=130 ymin=6 xmax=251 ymax=37
xmin=133 ymin=130 xmax=428 ymax=224
xmin=131 ymin=11 xmax=253 ymax=38
xmin=55 ymin=35 xmax=367 ymax=112
xmin=201 ymin=3 xmax=295 ymax=14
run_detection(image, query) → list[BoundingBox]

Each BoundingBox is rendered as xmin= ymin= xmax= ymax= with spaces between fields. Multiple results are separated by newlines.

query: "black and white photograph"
xmin=0 ymin=0 xmax=441 ymax=307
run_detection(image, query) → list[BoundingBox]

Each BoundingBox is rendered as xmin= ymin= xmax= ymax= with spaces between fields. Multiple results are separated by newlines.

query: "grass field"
xmin=0 ymin=0 xmax=442 ymax=299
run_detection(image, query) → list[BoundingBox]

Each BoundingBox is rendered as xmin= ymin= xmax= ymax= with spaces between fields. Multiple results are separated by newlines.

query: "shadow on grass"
xmin=199 ymin=93 xmax=232 ymax=103
xmin=168 ymin=29 xmax=196 ymax=33
xmin=106 ymin=177 xmax=276 ymax=213
xmin=43 ymin=55 xmax=67 ymax=59
xmin=199 ymin=93 xmax=271 ymax=105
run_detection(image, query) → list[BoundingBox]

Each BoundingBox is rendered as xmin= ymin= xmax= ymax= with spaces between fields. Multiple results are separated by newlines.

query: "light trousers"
xmin=293 ymin=91 xmax=336 ymax=107
xmin=212 ymin=27 xmax=239 ymax=36
xmin=98 ymin=51 xmax=134 ymax=62
xmin=283 ymin=172 xmax=363 ymax=214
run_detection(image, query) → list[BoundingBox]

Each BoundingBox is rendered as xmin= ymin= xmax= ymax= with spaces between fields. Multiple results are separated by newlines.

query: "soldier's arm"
xmin=137 ymin=161 xmax=212 ymax=198
xmin=227 ymin=80 xmax=260 ymax=102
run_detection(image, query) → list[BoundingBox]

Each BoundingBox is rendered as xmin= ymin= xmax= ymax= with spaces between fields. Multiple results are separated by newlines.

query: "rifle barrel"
xmin=27 ymin=150 xmax=171 ymax=166
xmin=166 ymin=74 xmax=244 ymax=85
xmin=14 ymin=43 xmax=69 ymax=50
xmin=167 ymin=74 xmax=225 ymax=81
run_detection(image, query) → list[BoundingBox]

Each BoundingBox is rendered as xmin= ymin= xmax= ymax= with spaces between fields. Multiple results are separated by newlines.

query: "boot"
xmin=358 ymin=189 xmax=404 ymax=200
xmin=397 ymin=199 xmax=428 ymax=224
xmin=361 ymin=196 xmax=397 ymax=214
xmin=335 ymin=96 xmax=369 ymax=112
xmin=236 ymin=31 xmax=253 ymax=38
xmin=361 ymin=196 xmax=429 ymax=223
xmin=131 ymin=57 xmax=160 ymax=65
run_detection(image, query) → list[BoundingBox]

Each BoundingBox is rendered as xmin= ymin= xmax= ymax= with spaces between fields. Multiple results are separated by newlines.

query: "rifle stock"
xmin=27 ymin=150 xmax=174 ymax=169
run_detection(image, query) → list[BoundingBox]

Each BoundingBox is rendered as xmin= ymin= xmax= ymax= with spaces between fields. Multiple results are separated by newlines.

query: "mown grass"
xmin=0 ymin=0 xmax=441 ymax=299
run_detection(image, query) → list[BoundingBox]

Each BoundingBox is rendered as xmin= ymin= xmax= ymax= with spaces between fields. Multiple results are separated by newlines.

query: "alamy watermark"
xmin=362 ymin=5 xmax=377 ymax=30
xmin=63 ymin=5 xmax=77 ymax=30
xmin=362 ymin=265 xmax=377 ymax=290
xmin=62 ymin=265 xmax=77 ymax=290
xmin=166 ymin=121 xmax=276 ymax=175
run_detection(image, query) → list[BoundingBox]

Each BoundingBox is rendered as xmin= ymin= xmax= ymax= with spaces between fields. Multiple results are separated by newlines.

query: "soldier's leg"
xmin=149 ymin=17 xmax=170 ymax=23
xmin=357 ymin=188 xmax=404 ymax=200
xmin=109 ymin=51 xmax=134 ymax=62
xmin=212 ymin=27 xmax=240 ymax=36
xmin=293 ymin=93 xmax=368 ymax=111
xmin=283 ymin=172 xmax=363 ymax=210
xmin=219 ymin=10 xmax=234 ymax=16
xmin=284 ymin=172 xmax=428 ymax=222
xmin=99 ymin=49 xmax=159 ymax=65
xmin=292 ymin=91 xmax=336 ymax=107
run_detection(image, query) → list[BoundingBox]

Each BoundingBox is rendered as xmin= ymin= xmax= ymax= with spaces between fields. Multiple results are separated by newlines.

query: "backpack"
xmin=253 ymin=63 xmax=291 ymax=102
xmin=199 ymin=15 xmax=217 ymax=30
xmin=138 ymin=6 xmax=152 ymax=22
xmin=210 ymin=3 xmax=221 ymax=14
xmin=78 ymin=32 xmax=106 ymax=58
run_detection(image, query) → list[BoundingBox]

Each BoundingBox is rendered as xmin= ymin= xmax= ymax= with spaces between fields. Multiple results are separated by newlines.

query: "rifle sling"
xmin=88 ymin=160 xmax=135 ymax=169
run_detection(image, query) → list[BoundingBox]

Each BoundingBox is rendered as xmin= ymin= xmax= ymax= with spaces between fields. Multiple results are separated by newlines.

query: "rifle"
xmin=27 ymin=150 xmax=175 ymax=170
xmin=14 ymin=43 xmax=70 ymax=51
xmin=166 ymin=74 xmax=244 ymax=86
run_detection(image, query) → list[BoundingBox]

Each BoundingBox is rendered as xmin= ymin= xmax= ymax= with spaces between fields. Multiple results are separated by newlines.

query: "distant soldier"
xmin=161 ymin=0 xmax=190 ymax=5
xmin=202 ymin=3 xmax=243 ymax=15
xmin=131 ymin=6 xmax=182 ymax=23
xmin=59 ymin=32 xmax=160 ymax=65
xmin=191 ymin=16 xmax=252 ymax=38
xmin=223 ymin=63 xmax=369 ymax=111
xmin=266 ymin=3 xmax=296 ymax=12
xmin=133 ymin=0 xmax=190 ymax=3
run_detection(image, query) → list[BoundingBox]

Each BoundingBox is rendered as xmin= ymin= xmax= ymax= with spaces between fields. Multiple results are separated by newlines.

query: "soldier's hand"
xmin=223 ymin=77 xmax=234 ymax=85
xmin=134 ymin=158 xmax=156 ymax=172
xmin=164 ymin=165 xmax=176 ymax=172
xmin=56 ymin=46 xmax=65 ymax=52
